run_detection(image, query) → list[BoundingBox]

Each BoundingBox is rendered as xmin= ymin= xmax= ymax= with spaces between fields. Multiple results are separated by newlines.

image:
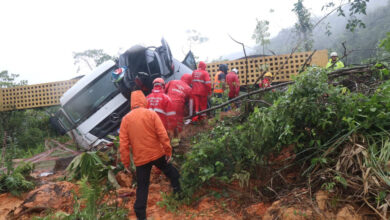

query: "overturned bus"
xmin=51 ymin=38 xmax=196 ymax=148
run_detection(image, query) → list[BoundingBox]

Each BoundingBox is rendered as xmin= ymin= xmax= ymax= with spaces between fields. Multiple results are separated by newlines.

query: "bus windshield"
xmin=63 ymin=69 xmax=118 ymax=124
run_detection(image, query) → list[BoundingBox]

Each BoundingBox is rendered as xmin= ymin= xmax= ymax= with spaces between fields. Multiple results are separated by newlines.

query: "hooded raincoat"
xmin=119 ymin=90 xmax=172 ymax=167
xmin=165 ymin=79 xmax=192 ymax=131
xmin=191 ymin=61 xmax=211 ymax=117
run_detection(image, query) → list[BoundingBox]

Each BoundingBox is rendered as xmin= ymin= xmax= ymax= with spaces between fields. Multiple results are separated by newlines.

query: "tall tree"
xmin=252 ymin=19 xmax=271 ymax=55
xmin=73 ymin=49 xmax=114 ymax=73
xmin=292 ymin=0 xmax=313 ymax=51
xmin=0 ymin=71 xmax=27 ymax=88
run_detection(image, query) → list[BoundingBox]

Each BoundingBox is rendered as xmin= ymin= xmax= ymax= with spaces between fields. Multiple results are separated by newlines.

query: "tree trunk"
xmin=2 ymin=131 xmax=7 ymax=166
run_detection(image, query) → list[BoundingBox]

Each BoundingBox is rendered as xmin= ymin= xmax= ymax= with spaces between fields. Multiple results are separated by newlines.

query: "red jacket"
xmin=119 ymin=90 xmax=171 ymax=167
xmin=146 ymin=85 xmax=175 ymax=130
xmin=180 ymin=73 xmax=192 ymax=87
xmin=259 ymin=78 xmax=271 ymax=88
xmin=191 ymin=61 xmax=211 ymax=96
xmin=226 ymin=71 xmax=240 ymax=98
xmin=165 ymin=80 xmax=192 ymax=104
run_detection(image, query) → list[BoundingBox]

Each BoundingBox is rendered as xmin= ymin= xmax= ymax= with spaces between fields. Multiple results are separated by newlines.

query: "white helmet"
xmin=232 ymin=68 xmax=238 ymax=74
xmin=330 ymin=52 xmax=338 ymax=57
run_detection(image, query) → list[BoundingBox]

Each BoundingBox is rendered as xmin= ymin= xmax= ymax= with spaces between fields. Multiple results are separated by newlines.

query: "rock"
xmin=336 ymin=205 xmax=362 ymax=220
xmin=316 ymin=190 xmax=329 ymax=211
xmin=54 ymin=156 xmax=76 ymax=171
xmin=282 ymin=207 xmax=313 ymax=220
xmin=263 ymin=200 xmax=314 ymax=220
xmin=0 ymin=193 xmax=24 ymax=219
xmin=17 ymin=181 xmax=77 ymax=214
xmin=246 ymin=202 xmax=270 ymax=217
xmin=116 ymin=171 xmax=132 ymax=187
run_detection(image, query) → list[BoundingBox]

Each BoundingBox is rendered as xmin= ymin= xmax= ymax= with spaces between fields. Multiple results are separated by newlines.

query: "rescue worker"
xmin=180 ymin=73 xmax=194 ymax=116
xmin=119 ymin=90 xmax=181 ymax=220
xmin=191 ymin=61 xmax=211 ymax=120
xmin=213 ymin=64 xmax=228 ymax=98
xmin=165 ymin=75 xmax=192 ymax=136
xmin=226 ymin=68 xmax=240 ymax=100
xmin=146 ymin=78 xmax=175 ymax=132
xmin=326 ymin=52 xmax=344 ymax=70
xmin=259 ymin=72 xmax=273 ymax=88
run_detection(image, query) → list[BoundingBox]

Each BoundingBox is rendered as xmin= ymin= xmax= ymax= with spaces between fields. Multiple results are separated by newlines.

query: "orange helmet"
xmin=153 ymin=77 xmax=165 ymax=86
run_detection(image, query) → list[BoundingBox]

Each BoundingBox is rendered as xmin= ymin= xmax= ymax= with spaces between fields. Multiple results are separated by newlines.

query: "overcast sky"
xmin=0 ymin=0 xmax=345 ymax=84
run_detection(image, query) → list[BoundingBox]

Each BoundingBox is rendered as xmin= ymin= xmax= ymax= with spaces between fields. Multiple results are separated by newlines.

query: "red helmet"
xmin=153 ymin=77 xmax=165 ymax=85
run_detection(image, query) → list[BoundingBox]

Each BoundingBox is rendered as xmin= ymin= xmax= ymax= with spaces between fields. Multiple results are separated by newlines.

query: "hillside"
xmin=262 ymin=0 xmax=390 ymax=64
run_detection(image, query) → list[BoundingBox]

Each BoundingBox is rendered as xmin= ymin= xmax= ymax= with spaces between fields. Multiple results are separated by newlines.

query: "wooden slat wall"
xmin=0 ymin=79 xmax=79 ymax=111
xmin=206 ymin=49 xmax=328 ymax=84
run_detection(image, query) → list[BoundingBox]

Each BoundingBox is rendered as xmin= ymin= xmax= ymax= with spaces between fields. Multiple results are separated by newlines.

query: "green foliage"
xmin=179 ymin=65 xmax=390 ymax=201
xmin=66 ymin=151 xmax=120 ymax=189
xmin=292 ymin=0 xmax=313 ymax=51
xmin=0 ymin=162 xmax=35 ymax=196
xmin=252 ymin=19 xmax=271 ymax=54
xmin=337 ymin=0 xmax=370 ymax=32
xmin=157 ymin=192 xmax=182 ymax=213
xmin=66 ymin=151 xmax=116 ymax=184
xmin=0 ymin=70 xmax=60 ymax=162
xmin=379 ymin=32 xmax=390 ymax=53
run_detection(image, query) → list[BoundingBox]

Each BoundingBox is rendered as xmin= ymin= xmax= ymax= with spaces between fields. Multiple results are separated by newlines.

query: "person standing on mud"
xmin=119 ymin=90 xmax=181 ymax=220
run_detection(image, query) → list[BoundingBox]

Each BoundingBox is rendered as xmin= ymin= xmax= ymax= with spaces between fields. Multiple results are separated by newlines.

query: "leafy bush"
xmin=66 ymin=151 xmax=120 ymax=188
xmin=0 ymin=162 xmax=35 ymax=196
xmin=179 ymin=66 xmax=390 ymax=201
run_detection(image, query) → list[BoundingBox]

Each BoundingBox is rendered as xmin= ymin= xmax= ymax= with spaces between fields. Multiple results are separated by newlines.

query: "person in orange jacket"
xmin=191 ymin=61 xmax=211 ymax=120
xmin=146 ymin=78 xmax=176 ymax=132
xmin=213 ymin=64 xmax=228 ymax=98
xmin=119 ymin=90 xmax=181 ymax=220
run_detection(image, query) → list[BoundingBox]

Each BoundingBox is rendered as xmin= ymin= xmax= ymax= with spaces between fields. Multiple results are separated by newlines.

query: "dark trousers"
xmin=133 ymin=156 xmax=180 ymax=220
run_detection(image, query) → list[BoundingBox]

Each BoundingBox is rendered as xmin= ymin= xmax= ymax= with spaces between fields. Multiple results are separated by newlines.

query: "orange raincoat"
xmin=119 ymin=90 xmax=172 ymax=167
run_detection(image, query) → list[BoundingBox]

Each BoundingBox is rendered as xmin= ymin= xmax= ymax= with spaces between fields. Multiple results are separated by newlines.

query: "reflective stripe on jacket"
xmin=146 ymin=86 xmax=176 ymax=130
xmin=165 ymin=80 xmax=192 ymax=104
xmin=191 ymin=61 xmax=211 ymax=96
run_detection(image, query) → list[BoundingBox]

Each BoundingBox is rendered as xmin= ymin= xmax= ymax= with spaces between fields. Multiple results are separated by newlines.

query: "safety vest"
xmin=326 ymin=59 xmax=344 ymax=70
xmin=213 ymin=71 xmax=224 ymax=94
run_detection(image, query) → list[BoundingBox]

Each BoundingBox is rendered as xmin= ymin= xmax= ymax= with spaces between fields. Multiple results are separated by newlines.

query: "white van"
xmin=52 ymin=38 xmax=196 ymax=148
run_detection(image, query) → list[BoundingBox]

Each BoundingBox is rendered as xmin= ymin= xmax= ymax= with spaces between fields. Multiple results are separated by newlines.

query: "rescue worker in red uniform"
xmin=180 ymin=73 xmax=194 ymax=116
xmin=259 ymin=72 xmax=273 ymax=88
xmin=226 ymin=68 xmax=240 ymax=99
xmin=165 ymin=76 xmax=192 ymax=135
xmin=146 ymin=78 xmax=175 ymax=132
xmin=191 ymin=61 xmax=211 ymax=120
